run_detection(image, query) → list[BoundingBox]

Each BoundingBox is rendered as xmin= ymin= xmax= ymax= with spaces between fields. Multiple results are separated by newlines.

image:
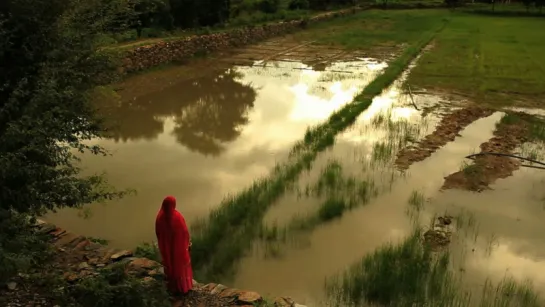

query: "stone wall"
xmin=34 ymin=219 xmax=306 ymax=307
xmin=122 ymin=7 xmax=363 ymax=73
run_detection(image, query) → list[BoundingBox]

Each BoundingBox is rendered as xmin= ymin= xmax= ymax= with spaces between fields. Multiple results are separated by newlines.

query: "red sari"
xmin=155 ymin=196 xmax=193 ymax=294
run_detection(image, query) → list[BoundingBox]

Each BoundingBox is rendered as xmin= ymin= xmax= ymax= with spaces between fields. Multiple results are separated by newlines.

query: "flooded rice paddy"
xmin=46 ymin=51 xmax=545 ymax=305
xmin=45 ymin=59 xmax=387 ymax=248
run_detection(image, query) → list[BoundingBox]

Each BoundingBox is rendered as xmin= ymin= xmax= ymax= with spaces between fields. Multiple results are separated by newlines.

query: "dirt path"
xmin=395 ymin=106 xmax=495 ymax=170
xmin=441 ymin=113 xmax=532 ymax=192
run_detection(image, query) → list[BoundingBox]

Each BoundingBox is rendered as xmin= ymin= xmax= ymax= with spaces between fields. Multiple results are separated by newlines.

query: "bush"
xmin=257 ymin=0 xmax=281 ymax=13
xmin=0 ymin=211 xmax=51 ymax=284
xmin=68 ymin=263 xmax=170 ymax=307
xmin=134 ymin=242 xmax=162 ymax=263
xmin=289 ymin=0 xmax=310 ymax=9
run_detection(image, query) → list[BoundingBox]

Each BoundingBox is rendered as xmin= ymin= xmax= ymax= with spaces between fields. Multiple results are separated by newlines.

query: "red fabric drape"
xmin=155 ymin=196 xmax=193 ymax=294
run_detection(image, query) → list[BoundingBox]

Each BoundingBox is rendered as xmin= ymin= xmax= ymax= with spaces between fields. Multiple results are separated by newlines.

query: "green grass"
xmin=325 ymin=227 xmax=468 ymax=307
xmin=293 ymin=9 xmax=448 ymax=52
xmin=325 ymin=222 xmax=544 ymax=307
xmin=190 ymin=19 xmax=446 ymax=282
xmin=134 ymin=242 xmax=161 ymax=263
xmin=87 ymin=236 xmax=109 ymax=245
xmin=408 ymin=12 xmax=545 ymax=107
xmin=408 ymin=190 xmax=425 ymax=211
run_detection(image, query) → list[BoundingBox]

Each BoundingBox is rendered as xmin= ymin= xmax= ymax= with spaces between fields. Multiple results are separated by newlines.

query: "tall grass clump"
xmin=318 ymin=198 xmax=347 ymax=221
xmin=480 ymin=276 xmax=542 ymax=307
xmin=408 ymin=190 xmax=425 ymax=211
xmin=190 ymin=21 xmax=447 ymax=282
xmin=325 ymin=227 xmax=467 ymax=307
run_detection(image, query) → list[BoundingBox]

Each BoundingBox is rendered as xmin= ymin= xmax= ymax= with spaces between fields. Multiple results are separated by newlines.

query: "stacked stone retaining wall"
xmin=122 ymin=7 xmax=364 ymax=73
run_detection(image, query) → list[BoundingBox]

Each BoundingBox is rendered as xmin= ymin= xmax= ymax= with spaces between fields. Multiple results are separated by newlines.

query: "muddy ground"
xmin=395 ymin=106 xmax=495 ymax=170
xmin=441 ymin=112 xmax=533 ymax=192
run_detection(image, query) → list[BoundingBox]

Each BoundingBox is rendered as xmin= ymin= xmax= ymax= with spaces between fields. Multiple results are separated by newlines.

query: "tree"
xmin=522 ymin=0 xmax=533 ymax=11
xmin=0 ymin=0 xmax=129 ymax=217
xmin=132 ymin=0 xmax=173 ymax=38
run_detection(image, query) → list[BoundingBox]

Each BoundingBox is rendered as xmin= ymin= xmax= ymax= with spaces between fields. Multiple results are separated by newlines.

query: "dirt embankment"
xmin=441 ymin=113 xmax=531 ymax=192
xmin=395 ymin=107 xmax=495 ymax=170
xmin=122 ymin=8 xmax=362 ymax=74
xmin=1 ymin=221 xmax=302 ymax=307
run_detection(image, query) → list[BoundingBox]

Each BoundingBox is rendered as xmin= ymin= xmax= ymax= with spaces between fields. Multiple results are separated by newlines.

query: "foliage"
xmin=131 ymin=0 xmax=173 ymax=37
xmin=0 ymin=0 xmax=128 ymax=217
xmin=309 ymin=0 xmax=356 ymax=10
xmin=66 ymin=263 xmax=170 ymax=307
xmin=134 ymin=242 xmax=162 ymax=262
xmin=289 ymin=0 xmax=310 ymax=9
xmin=0 ymin=0 xmax=129 ymax=293
xmin=0 ymin=211 xmax=52 ymax=283
xmin=257 ymin=0 xmax=282 ymax=13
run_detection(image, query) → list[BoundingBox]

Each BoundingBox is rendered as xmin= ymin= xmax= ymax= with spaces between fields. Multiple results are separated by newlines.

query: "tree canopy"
xmin=0 ymin=0 xmax=129 ymax=216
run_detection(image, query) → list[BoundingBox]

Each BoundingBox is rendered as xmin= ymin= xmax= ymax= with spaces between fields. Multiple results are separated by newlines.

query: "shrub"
xmin=134 ymin=242 xmax=162 ymax=263
xmin=257 ymin=0 xmax=281 ymax=13
xmin=289 ymin=0 xmax=310 ymax=9
xmin=0 ymin=211 xmax=51 ymax=283
xmin=68 ymin=264 xmax=170 ymax=307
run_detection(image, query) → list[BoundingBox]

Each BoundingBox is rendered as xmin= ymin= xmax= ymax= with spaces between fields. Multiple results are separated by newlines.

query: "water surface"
xmin=45 ymin=60 xmax=386 ymax=248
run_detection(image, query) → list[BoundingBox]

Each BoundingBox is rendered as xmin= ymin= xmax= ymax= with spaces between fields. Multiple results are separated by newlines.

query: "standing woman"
xmin=155 ymin=196 xmax=193 ymax=295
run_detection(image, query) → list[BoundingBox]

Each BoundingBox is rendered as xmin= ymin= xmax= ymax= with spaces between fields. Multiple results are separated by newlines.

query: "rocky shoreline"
xmin=1 ymin=219 xmax=305 ymax=307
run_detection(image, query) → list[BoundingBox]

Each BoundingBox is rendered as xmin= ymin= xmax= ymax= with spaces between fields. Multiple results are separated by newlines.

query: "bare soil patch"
xmin=395 ymin=106 xmax=495 ymax=170
xmin=441 ymin=113 xmax=531 ymax=192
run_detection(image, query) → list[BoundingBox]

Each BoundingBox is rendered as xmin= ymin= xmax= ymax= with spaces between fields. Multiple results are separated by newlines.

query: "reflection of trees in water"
xmin=98 ymin=69 xmax=256 ymax=156
xmin=172 ymin=72 xmax=256 ymax=156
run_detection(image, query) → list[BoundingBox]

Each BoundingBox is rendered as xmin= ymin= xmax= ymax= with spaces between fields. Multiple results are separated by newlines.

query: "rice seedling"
xmin=480 ymin=276 xmax=542 ymax=307
xmin=408 ymin=190 xmax=426 ymax=211
xmin=318 ymin=198 xmax=347 ymax=222
xmin=190 ymin=25 xmax=444 ymax=281
xmin=325 ymin=227 xmax=469 ymax=307
xmin=325 ymin=218 xmax=544 ymax=307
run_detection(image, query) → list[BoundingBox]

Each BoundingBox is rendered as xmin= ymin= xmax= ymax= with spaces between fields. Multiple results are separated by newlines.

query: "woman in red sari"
xmin=155 ymin=196 xmax=193 ymax=295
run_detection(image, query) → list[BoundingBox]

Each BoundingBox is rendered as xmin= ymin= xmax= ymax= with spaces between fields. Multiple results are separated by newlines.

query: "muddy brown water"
xmin=45 ymin=55 xmax=545 ymax=305
xmin=45 ymin=59 xmax=387 ymax=248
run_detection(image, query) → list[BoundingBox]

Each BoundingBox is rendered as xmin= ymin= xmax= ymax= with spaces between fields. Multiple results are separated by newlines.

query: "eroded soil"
xmin=395 ymin=106 xmax=495 ymax=170
xmin=441 ymin=113 xmax=532 ymax=192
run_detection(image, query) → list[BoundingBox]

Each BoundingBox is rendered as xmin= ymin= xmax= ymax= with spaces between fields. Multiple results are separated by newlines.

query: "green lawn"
xmin=294 ymin=9 xmax=448 ymax=52
xmin=408 ymin=12 xmax=545 ymax=107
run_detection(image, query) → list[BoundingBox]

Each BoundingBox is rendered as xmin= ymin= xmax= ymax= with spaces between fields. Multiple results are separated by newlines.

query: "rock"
xmin=275 ymin=297 xmax=295 ymax=307
xmin=219 ymin=288 xmax=239 ymax=299
xmin=111 ymin=250 xmax=133 ymax=261
xmin=237 ymin=291 xmax=262 ymax=304
xmin=203 ymin=283 xmax=217 ymax=292
xmin=88 ymin=258 xmax=99 ymax=265
xmin=74 ymin=239 xmax=90 ymax=250
xmin=63 ymin=272 xmax=79 ymax=282
xmin=126 ymin=258 xmax=160 ymax=273
xmin=6 ymin=281 xmax=17 ymax=290
xmin=210 ymin=284 xmax=227 ymax=295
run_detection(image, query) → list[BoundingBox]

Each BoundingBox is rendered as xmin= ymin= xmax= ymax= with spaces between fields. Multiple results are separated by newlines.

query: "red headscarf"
xmin=155 ymin=196 xmax=193 ymax=294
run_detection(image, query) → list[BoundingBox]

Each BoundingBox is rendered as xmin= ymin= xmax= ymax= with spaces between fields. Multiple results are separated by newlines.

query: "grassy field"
xmin=293 ymin=9 xmax=448 ymax=51
xmin=408 ymin=11 xmax=545 ymax=107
